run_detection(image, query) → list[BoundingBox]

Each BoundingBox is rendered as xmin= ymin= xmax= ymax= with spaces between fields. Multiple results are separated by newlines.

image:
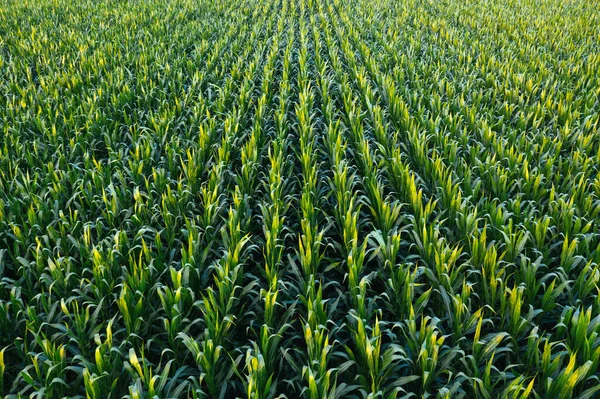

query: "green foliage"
xmin=0 ymin=0 xmax=599 ymax=397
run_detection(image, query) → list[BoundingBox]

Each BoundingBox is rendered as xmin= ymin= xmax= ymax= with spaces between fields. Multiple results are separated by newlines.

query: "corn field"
xmin=1 ymin=0 xmax=600 ymax=397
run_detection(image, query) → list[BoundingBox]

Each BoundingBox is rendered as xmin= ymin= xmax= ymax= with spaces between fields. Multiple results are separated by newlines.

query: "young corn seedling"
xmin=400 ymin=315 xmax=461 ymax=395
xmin=370 ymin=230 xmax=431 ymax=321
xmin=302 ymin=322 xmax=337 ymax=399
xmin=555 ymin=306 xmax=600 ymax=370
xmin=242 ymin=344 xmax=275 ymax=399
xmin=346 ymin=315 xmax=409 ymax=397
